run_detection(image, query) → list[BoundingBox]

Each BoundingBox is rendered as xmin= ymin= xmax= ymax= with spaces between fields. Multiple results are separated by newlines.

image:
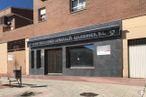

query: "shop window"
xmin=38 ymin=7 xmax=46 ymax=22
xmin=70 ymin=0 xmax=86 ymax=12
xmin=36 ymin=50 xmax=41 ymax=68
xmin=8 ymin=39 xmax=25 ymax=52
xmin=66 ymin=44 xmax=94 ymax=68
xmin=31 ymin=51 xmax=34 ymax=69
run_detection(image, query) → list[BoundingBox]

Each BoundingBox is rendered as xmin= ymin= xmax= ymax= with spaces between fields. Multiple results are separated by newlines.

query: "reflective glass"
xmin=66 ymin=44 xmax=94 ymax=67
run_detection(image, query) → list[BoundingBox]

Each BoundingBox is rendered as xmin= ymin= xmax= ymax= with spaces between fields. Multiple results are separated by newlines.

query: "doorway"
xmin=44 ymin=48 xmax=62 ymax=75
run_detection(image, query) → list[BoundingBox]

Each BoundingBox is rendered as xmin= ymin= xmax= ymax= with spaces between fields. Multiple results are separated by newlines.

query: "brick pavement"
xmin=27 ymin=75 xmax=146 ymax=86
xmin=0 ymin=76 xmax=145 ymax=97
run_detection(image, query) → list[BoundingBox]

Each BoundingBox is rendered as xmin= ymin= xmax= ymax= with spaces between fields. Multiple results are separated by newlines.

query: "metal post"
xmin=19 ymin=66 xmax=22 ymax=87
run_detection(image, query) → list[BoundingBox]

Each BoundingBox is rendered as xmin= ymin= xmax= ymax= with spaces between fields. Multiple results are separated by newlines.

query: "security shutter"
xmin=129 ymin=38 xmax=146 ymax=78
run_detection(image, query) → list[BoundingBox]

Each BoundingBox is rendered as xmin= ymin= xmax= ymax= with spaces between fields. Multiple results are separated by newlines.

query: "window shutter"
xmin=0 ymin=16 xmax=4 ymax=25
xmin=4 ymin=16 xmax=9 ymax=25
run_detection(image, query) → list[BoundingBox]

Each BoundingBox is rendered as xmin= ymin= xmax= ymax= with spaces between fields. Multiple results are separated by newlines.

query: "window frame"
xmin=38 ymin=7 xmax=46 ymax=22
xmin=66 ymin=44 xmax=95 ymax=69
xmin=70 ymin=0 xmax=86 ymax=13
xmin=8 ymin=39 xmax=25 ymax=52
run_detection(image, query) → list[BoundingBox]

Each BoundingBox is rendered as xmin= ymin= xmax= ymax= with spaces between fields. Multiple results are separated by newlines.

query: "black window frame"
xmin=70 ymin=0 xmax=86 ymax=12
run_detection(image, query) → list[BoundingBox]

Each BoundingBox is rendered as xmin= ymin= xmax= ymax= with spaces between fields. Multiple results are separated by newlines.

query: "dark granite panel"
xmin=63 ymin=39 xmax=123 ymax=77
xmin=29 ymin=20 xmax=123 ymax=76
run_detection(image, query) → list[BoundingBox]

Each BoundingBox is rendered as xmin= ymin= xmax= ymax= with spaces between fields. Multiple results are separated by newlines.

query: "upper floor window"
xmin=70 ymin=0 xmax=86 ymax=12
xmin=38 ymin=7 xmax=46 ymax=22
xmin=0 ymin=16 xmax=12 ymax=26
xmin=0 ymin=16 xmax=15 ymax=31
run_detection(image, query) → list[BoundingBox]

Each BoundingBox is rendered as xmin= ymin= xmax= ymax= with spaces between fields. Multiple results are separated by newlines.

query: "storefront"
xmin=0 ymin=39 xmax=28 ymax=75
xmin=7 ymin=39 xmax=27 ymax=75
xmin=28 ymin=21 xmax=123 ymax=77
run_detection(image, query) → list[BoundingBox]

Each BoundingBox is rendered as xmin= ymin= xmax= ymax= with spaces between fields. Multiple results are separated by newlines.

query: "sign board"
xmin=97 ymin=45 xmax=111 ymax=55
xmin=28 ymin=27 xmax=121 ymax=48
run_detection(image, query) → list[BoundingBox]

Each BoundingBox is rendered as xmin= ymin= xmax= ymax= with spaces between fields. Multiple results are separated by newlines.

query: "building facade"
xmin=0 ymin=7 xmax=33 ymax=75
xmin=123 ymin=16 xmax=146 ymax=78
xmin=28 ymin=20 xmax=123 ymax=76
xmin=0 ymin=0 xmax=146 ymax=78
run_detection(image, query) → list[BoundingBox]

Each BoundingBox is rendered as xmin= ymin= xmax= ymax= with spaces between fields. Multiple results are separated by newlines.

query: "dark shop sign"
xmin=29 ymin=27 xmax=121 ymax=47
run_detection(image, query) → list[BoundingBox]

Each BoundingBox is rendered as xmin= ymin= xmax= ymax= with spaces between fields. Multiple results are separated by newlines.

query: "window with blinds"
xmin=8 ymin=39 xmax=25 ymax=52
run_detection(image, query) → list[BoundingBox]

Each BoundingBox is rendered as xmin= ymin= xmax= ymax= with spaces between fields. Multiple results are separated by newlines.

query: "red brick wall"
xmin=0 ymin=25 xmax=34 ymax=43
xmin=33 ymin=0 xmax=146 ymax=37
xmin=1 ymin=0 xmax=146 ymax=43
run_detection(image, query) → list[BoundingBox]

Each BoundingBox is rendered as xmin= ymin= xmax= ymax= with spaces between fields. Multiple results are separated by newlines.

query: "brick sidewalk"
xmin=26 ymin=75 xmax=146 ymax=86
xmin=0 ymin=77 xmax=146 ymax=97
